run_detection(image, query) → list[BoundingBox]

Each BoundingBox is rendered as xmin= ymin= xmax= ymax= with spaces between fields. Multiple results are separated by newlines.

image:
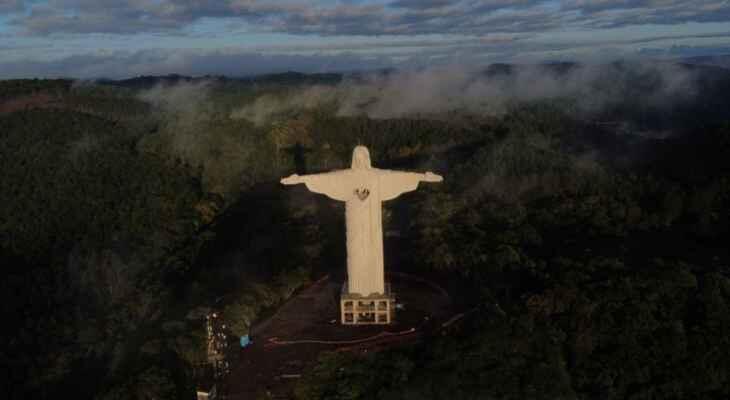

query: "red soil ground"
xmin=221 ymin=273 xmax=454 ymax=399
xmin=0 ymin=93 xmax=60 ymax=115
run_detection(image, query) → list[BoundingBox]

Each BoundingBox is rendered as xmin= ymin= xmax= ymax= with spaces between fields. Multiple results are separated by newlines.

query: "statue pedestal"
xmin=340 ymin=282 xmax=395 ymax=325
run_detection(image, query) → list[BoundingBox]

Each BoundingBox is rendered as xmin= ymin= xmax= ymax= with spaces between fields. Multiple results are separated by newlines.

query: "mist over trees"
xmin=1 ymin=61 xmax=729 ymax=399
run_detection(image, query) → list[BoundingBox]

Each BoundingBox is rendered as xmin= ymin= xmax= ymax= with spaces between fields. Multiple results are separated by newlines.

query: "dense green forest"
xmin=1 ymin=62 xmax=729 ymax=399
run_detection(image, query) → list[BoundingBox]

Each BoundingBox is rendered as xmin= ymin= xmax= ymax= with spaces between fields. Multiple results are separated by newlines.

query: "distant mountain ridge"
xmin=96 ymin=71 xmax=348 ymax=89
xmin=679 ymin=54 xmax=730 ymax=69
xmin=93 ymin=57 xmax=730 ymax=89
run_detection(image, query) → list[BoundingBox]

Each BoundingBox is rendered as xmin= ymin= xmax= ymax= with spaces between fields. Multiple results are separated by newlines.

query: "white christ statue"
xmin=281 ymin=146 xmax=443 ymax=297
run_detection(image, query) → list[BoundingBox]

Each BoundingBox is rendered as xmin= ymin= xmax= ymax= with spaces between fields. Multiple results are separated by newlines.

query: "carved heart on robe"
xmin=354 ymin=187 xmax=370 ymax=201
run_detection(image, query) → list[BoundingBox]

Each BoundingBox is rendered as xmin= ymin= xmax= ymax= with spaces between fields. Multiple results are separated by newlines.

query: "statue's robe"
xmin=301 ymin=168 xmax=424 ymax=295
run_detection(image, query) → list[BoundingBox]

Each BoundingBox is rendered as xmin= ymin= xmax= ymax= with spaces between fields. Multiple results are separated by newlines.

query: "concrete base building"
xmin=340 ymin=282 xmax=395 ymax=325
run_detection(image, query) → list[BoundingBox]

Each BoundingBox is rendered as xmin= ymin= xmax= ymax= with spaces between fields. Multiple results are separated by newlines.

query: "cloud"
xmin=9 ymin=0 xmax=730 ymax=37
xmin=563 ymin=0 xmax=730 ymax=28
xmin=246 ymin=34 xmax=529 ymax=55
xmin=390 ymin=0 xmax=452 ymax=9
xmin=138 ymin=79 xmax=214 ymax=119
xmin=0 ymin=0 xmax=23 ymax=13
xmin=230 ymin=61 xmax=699 ymax=123
xmin=11 ymin=0 xmax=233 ymax=35
xmin=0 ymin=0 xmax=21 ymax=14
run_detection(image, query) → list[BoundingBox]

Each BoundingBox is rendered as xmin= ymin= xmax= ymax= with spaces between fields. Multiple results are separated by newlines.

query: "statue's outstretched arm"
xmin=379 ymin=170 xmax=443 ymax=201
xmin=280 ymin=171 xmax=352 ymax=201
xmin=422 ymin=171 xmax=443 ymax=183
xmin=281 ymin=173 xmax=302 ymax=185
xmin=280 ymin=173 xmax=332 ymax=185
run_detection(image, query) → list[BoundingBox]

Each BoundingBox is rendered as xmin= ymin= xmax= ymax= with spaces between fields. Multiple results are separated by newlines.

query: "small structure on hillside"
xmin=194 ymin=311 xmax=228 ymax=400
xmin=281 ymin=146 xmax=443 ymax=324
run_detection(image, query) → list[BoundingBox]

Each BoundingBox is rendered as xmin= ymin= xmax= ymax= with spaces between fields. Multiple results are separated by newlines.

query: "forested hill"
xmin=1 ymin=61 xmax=729 ymax=399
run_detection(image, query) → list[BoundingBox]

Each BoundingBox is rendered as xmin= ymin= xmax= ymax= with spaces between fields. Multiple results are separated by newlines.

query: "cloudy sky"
xmin=1 ymin=0 xmax=730 ymax=78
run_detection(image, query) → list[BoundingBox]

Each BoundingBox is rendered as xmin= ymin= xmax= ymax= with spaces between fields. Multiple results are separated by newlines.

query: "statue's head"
xmin=351 ymin=146 xmax=372 ymax=169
